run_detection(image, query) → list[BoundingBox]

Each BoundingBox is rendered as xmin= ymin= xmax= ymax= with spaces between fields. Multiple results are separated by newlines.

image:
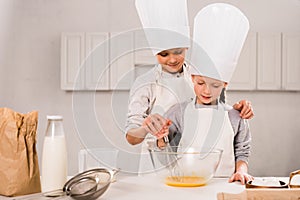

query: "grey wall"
xmin=0 ymin=0 xmax=300 ymax=177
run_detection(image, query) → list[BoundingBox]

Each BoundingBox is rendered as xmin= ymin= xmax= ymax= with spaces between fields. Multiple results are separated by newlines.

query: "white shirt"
xmin=125 ymin=64 xmax=191 ymax=133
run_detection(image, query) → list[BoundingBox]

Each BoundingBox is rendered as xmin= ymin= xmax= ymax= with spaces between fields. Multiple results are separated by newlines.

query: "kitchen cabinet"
xmin=230 ymin=32 xmax=300 ymax=91
xmin=110 ymin=32 xmax=135 ymax=90
xmin=257 ymin=33 xmax=282 ymax=90
xmin=62 ymin=31 xmax=299 ymax=91
xmin=134 ymin=30 xmax=157 ymax=65
xmin=61 ymin=32 xmax=134 ymax=90
xmin=61 ymin=32 xmax=109 ymax=90
xmin=85 ymin=32 xmax=110 ymax=90
xmin=229 ymin=32 xmax=257 ymax=90
xmin=61 ymin=33 xmax=85 ymax=90
xmin=282 ymin=33 xmax=300 ymax=90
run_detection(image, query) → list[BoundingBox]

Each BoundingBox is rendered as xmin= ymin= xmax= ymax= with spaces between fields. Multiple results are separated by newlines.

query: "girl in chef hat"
xmin=160 ymin=3 xmax=254 ymax=184
xmin=125 ymin=0 xmax=254 ymax=174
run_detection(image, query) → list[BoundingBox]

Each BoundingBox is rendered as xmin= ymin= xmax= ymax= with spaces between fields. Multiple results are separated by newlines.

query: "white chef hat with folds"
xmin=135 ymin=0 xmax=190 ymax=55
xmin=189 ymin=3 xmax=249 ymax=83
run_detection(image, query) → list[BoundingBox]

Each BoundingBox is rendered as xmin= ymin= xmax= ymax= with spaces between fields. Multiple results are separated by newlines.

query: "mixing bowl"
xmin=148 ymin=146 xmax=223 ymax=187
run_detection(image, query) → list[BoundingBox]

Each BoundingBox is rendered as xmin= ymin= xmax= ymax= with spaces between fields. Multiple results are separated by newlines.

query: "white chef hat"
xmin=135 ymin=0 xmax=190 ymax=55
xmin=189 ymin=3 xmax=249 ymax=83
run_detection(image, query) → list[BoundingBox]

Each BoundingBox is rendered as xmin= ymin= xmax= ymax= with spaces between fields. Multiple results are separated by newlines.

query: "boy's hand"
xmin=142 ymin=114 xmax=172 ymax=139
xmin=233 ymin=100 xmax=254 ymax=119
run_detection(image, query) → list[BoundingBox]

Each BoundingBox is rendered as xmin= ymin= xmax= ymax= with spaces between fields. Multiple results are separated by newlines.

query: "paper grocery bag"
xmin=0 ymin=108 xmax=41 ymax=196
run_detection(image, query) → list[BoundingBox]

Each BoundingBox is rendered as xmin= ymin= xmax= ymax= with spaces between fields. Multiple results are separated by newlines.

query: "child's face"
xmin=192 ymin=75 xmax=227 ymax=105
xmin=156 ymin=48 xmax=187 ymax=73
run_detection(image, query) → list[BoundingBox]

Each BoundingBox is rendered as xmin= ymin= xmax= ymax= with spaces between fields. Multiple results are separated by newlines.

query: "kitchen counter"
xmin=1 ymin=174 xmax=246 ymax=200
xmin=101 ymin=174 xmax=245 ymax=200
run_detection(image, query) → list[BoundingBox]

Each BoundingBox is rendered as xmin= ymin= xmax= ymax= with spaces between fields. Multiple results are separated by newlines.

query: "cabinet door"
xmin=257 ymin=33 xmax=282 ymax=90
xmin=282 ymin=33 xmax=300 ymax=90
xmin=85 ymin=32 xmax=110 ymax=90
xmin=61 ymin=33 xmax=85 ymax=90
xmin=229 ymin=32 xmax=257 ymax=90
xmin=110 ymin=32 xmax=135 ymax=90
xmin=134 ymin=30 xmax=157 ymax=65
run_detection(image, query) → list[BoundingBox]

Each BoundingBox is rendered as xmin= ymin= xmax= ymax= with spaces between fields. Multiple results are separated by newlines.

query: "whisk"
xmin=163 ymin=136 xmax=183 ymax=182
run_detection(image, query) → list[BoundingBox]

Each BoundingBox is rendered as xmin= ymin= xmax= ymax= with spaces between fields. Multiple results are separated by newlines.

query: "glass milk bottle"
xmin=41 ymin=115 xmax=67 ymax=192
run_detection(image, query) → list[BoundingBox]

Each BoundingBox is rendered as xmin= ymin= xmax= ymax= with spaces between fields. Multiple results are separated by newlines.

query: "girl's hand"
xmin=228 ymin=171 xmax=254 ymax=185
xmin=157 ymin=137 xmax=167 ymax=148
xmin=142 ymin=114 xmax=172 ymax=139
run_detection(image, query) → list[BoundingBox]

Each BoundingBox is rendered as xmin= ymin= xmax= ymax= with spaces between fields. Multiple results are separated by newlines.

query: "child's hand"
xmin=142 ymin=114 xmax=172 ymax=139
xmin=228 ymin=171 xmax=254 ymax=185
xmin=233 ymin=100 xmax=254 ymax=119
xmin=156 ymin=119 xmax=172 ymax=139
xmin=157 ymin=138 xmax=167 ymax=148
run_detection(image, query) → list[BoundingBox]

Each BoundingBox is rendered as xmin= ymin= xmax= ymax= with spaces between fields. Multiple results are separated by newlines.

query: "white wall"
xmin=227 ymin=91 xmax=300 ymax=176
xmin=0 ymin=0 xmax=299 ymax=177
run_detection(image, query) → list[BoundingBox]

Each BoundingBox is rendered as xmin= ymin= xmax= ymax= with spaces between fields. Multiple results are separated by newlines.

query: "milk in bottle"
xmin=41 ymin=115 xmax=67 ymax=192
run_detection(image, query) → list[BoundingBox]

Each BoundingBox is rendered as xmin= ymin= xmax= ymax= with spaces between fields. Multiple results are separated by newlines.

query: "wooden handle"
xmin=217 ymin=190 xmax=247 ymax=200
xmin=247 ymin=189 xmax=300 ymax=199
xmin=218 ymin=189 xmax=300 ymax=200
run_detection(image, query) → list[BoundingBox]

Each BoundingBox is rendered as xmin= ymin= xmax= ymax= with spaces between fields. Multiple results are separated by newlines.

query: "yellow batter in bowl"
xmin=165 ymin=176 xmax=207 ymax=187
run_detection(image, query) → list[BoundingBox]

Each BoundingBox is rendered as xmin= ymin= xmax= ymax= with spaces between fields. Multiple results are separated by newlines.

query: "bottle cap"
xmin=47 ymin=115 xmax=63 ymax=120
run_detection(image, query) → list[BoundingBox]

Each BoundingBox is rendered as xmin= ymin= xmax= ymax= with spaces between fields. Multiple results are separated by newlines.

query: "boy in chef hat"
xmin=126 ymin=0 xmax=194 ymax=174
xmin=160 ymin=3 xmax=253 ymax=184
xmin=125 ymin=0 xmax=254 ymax=174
